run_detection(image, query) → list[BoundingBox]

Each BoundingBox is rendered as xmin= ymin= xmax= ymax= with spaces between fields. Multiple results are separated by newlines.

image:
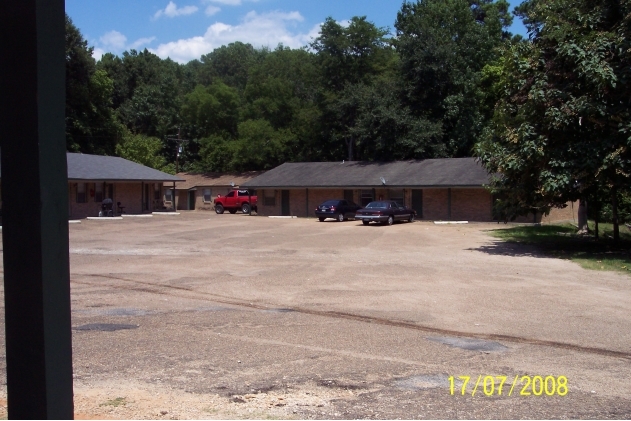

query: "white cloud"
xmin=205 ymin=5 xmax=221 ymax=16
xmin=100 ymin=30 xmax=127 ymax=51
xmin=92 ymin=47 xmax=106 ymax=61
xmin=92 ymin=32 xmax=157 ymax=60
xmin=153 ymin=1 xmax=199 ymax=20
xmin=129 ymin=37 xmax=157 ymax=50
xmin=152 ymin=10 xmax=321 ymax=63
xmin=203 ymin=0 xmax=243 ymax=5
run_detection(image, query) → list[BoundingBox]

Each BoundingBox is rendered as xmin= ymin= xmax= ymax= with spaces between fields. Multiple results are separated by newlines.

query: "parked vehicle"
xmin=214 ymin=189 xmax=257 ymax=214
xmin=315 ymin=199 xmax=361 ymax=222
xmin=355 ymin=201 xmax=416 ymax=226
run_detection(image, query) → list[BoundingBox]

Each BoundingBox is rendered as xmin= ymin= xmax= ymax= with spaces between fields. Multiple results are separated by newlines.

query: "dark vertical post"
xmin=447 ymin=188 xmax=452 ymax=221
xmin=0 ymin=0 xmax=74 ymax=419
xmin=173 ymin=182 xmax=176 ymax=211
xmin=306 ymin=188 xmax=309 ymax=218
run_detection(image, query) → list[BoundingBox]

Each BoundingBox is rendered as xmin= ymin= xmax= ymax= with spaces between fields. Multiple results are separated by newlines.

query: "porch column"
xmin=0 ymin=0 xmax=74 ymax=418
xmin=447 ymin=188 xmax=452 ymax=221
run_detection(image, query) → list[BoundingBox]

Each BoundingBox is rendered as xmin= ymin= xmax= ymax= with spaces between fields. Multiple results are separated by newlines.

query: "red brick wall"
xmin=510 ymin=201 xmax=578 ymax=224
xmin=68 ymin=183 xmax=101 ymax=219
xmin=305 ymin=189 xmax=346 ymax=217
xmin=423 ymin=189 xmax=449 ymax=220
xmin=258 ymin=188 xmax=352 ymax=217
xmin=257 ymin=187 xmax=494 ymax=221
xmin=191 ymin=186 xmax=234 ymax=211
xmin=257 ymin=189 xmax=281 ymax=216
xmin=542 ymin=202 xmax=578 ymax=224
xmin=116 ymin=183 xmax=142 ymax=215
xmin=451 ymin=188 xmax=493 ymax=221
xmin=68 ymin=182 xmax=145 ymax=219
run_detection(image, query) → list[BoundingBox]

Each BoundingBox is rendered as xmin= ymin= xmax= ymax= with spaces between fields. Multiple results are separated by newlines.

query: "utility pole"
xmin=167 ymin=128 xmax=190 ymax=211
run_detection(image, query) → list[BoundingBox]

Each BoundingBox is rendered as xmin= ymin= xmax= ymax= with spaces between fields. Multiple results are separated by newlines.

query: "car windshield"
xmin=366 ymin=201 xmax=388 ymax=209
xmin=321 ymin=200 xmax=340 ymax=206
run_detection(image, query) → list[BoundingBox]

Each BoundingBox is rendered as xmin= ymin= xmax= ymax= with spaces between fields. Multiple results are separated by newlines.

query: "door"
xmin=188 ymin=190 xmax=196 ymax=210
xmin=281 ymin=190 xmax=290 ymax=216
xmin=412 ymin=189 xmax=423 ymax=219
xmin=144 ymin=184 xmax=149 ymax=211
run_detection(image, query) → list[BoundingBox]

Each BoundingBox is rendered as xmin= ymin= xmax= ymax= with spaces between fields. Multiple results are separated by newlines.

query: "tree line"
xmin=66 ymin=0 xmax=513 ymax=169
xmin=65 ymin=0 xmax=630 ymax=235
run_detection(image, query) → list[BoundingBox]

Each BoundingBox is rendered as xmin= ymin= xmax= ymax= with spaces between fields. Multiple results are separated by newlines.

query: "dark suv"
xmin=315 ymin=199 xmax=361 ymax=222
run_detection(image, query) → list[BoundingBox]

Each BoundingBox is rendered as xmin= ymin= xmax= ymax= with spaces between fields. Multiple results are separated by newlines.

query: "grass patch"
xmin=489 ymin=222 xmax=631 ymax=274
xmin=100 ymin=397 xmax=127 ymax=407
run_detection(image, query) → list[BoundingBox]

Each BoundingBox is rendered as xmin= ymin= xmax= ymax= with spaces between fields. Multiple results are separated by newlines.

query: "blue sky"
xmin=66 ymin=0 xmax=528 ymax=64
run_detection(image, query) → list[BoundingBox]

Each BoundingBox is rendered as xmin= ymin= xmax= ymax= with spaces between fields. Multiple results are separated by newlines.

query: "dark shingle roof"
xmin=66 ymin=153 xmax=183 ymax=182
xmin=173 ymin=171 xmax=265 ymax=190
xmin=241 ymin=158 xmax=490 ymax=188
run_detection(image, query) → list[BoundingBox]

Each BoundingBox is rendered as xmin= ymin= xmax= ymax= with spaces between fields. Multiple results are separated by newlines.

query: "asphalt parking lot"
xmin=0 ymin=212 xmax=630 ymax=419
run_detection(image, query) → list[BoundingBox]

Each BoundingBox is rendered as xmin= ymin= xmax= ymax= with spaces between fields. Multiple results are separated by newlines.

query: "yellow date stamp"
xmin=449 ymin=375 xmax=568 ymax=397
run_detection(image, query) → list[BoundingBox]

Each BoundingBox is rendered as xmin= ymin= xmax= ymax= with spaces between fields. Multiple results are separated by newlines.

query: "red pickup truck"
xmin=214 ymin=189 xmax=257 ymax=214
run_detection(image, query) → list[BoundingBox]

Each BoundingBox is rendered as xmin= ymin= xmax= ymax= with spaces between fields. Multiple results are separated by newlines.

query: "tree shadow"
xmin=470 ymin=226 xmax=631 ymax=270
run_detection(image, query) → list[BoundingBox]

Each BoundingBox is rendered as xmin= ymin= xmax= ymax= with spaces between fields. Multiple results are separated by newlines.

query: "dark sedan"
xmin=315 ymin=199 xmax=361 ymax=222
xmin=355 ymin=201 xmax=416 ymax=226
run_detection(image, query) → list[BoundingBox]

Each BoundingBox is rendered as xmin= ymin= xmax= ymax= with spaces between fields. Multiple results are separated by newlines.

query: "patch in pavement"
xmin=264 ymin=308 xmax=295 ymax=313
xmin=317 ymin=379 xmax=363 ymax=390
xmin=427 ymin=336 xmax=508 ymax=352
xmin=193 ymin=305 xmax=234 ymax=312
xmin=74 ymin=323 xmax=139 ymax=332
xmin=74 ymin=307 xmax=152 ymax=316
xmin=394 ymin=374 xmax=449 ymax=390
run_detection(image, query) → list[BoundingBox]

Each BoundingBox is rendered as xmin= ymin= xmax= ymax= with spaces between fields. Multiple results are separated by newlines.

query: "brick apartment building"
xmin=164 ymin=171 xmax=264 ymax=211
xmin=1 ymin=153 xmax=183 ymax=220
xmin=241 ymin=158 xmax=577 ymax=223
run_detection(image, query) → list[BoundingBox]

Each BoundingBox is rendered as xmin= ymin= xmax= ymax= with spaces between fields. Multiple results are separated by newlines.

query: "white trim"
xmin=268 ymin=216 xmax=297 ymax=219
xmin=433 ymin=221 xmax=468 ymax=224
xmin=122 ymin=214 xmax=153 ymax=218
xmin=86 ymin=217 xmax=123 ymax=220
xmin=152 ymin=212 xmax=180 ymax=215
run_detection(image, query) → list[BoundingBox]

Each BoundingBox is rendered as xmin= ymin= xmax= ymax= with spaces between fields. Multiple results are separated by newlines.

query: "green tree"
xmin=311 ymin=17 xmax=392 ymax=91
xmin=195 ymin=119 xmax=293 ymax=172
xmin=242 ymin=45 xmax=324 ymax=161
xmin=474 ymin=0 xmax=631 ymax=240
xmin=311 ymin=16 xmax=395 ymax=160
xmin=196 ymin=42 xmax=266 ymax=91
xmin=115 ymin=131 xmax=174 ymax=173
xmin=180 ymin=81 xmax=240 ymax=139
xmin=395 ymin=0 xmax=512 ymax=157
xmin=66 ymin=15 xmax=122 ymax=154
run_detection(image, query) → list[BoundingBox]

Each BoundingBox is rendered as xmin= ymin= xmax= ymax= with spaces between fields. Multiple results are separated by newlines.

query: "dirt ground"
xmin=0 ymin=212 xmax=630 ymax=419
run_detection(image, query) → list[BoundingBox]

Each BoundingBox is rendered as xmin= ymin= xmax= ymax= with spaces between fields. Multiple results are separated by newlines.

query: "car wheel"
xmin=229 ymin=209 xmax=237 ymax=214
xmin=318 ymin=217 xmax=325 ymax=222
xmin=337 ymin=213 xmax=345 ymax=222
xmin=215 ymin=204 xmax=224 ymax=214
xmin=408 ymin=213 xmax=415 ymax=222
xmin=362 ymin=220 xmax=369 ymax=226
xmin=241 ymin=203 xmax=250 ymax=214
xmin=387 ymin=215 xmax=394 ymax=226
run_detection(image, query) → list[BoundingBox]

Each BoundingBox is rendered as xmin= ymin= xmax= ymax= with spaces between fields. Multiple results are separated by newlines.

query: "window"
xmin=94 ymin=183 xmax=103 ymax=202
xmin=263 ymin=189 xmax=276 ymax=206
xmin=361 ymin=190 xmax=373 ymax=207
xmin=203 ymin=188 xmax=212 ymax=202
xmin=154 ymin=183 xmax=161 ymax=200
xmin=388 ymin=189 xmax=404 ymax=205
xmin=165 ymin=189 xmax=173 ymax=202
xmin=226 ymin=191 xmax=235 ymax=198
xmin=76 ymin=183 xmax=86 ymax=203
xmin=238 ymin=190 xmax=250 ymax=197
